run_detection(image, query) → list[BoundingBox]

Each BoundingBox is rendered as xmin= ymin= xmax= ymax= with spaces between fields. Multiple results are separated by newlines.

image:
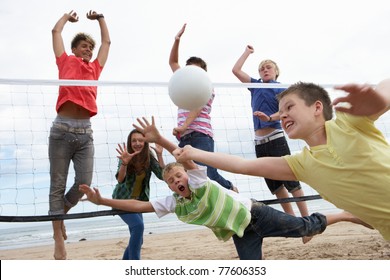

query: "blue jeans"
xmin=120 ymin=213 xmax=144 ymax=260
xmin=48 ymin=119 xmax=94 ymax=215
xmin=179 ymin=131 xmax=233 ymax=190
xmin=255 ymin=136 xmax=301 ymax=194
xmin=232 ymin=200 xmax=326 ymax=260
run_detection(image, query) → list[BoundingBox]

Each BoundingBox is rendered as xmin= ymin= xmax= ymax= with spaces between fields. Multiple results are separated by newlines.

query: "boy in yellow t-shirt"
xmin=80 ymin=117 xmax=370 ymax=259
xmin=174 ymin=79 xmax=390 ymax=240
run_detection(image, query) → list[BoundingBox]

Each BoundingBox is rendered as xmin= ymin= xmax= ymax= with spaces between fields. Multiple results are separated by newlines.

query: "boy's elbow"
xmin=103 ymin=39 xmax=111 ymax=46
xmin=52 ymin=28 xmax=60 ymax=36
xmin=232 ymin=68 xmax=241 ymax=77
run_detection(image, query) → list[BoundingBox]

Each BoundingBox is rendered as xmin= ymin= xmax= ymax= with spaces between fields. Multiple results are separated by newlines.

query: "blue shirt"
xmin=249 ymin=78 xmax=285 ymax=130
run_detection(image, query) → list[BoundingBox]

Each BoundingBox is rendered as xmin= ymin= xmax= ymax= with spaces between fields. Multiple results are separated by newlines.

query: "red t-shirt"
xmin=56 ymin=52 xmax=103 ymax=117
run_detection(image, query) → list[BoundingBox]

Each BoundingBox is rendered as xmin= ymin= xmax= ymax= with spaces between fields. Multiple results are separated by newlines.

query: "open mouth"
xmin=178 ymin=185 xmax=185 ymax=192
xmin=285 ymin=121 xmax=293 ymax=130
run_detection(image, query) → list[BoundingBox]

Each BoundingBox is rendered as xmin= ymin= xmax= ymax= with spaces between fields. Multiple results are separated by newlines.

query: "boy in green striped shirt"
xmin=79 ymin=116 xmax=369 ymax=259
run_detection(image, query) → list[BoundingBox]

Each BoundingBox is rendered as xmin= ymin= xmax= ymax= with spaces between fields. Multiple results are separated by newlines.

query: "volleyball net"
xmin=1 ymin=79 xmax=388 ymax=222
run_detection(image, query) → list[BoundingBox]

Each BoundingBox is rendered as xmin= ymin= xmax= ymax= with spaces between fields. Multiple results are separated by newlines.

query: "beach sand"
xmin=1 ymin=222 xmax=389 ymax=260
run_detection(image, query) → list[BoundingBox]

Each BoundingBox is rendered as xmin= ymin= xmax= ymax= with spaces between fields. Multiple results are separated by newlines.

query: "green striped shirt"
xmin=174 ymin=180 xmax=251 ymax=241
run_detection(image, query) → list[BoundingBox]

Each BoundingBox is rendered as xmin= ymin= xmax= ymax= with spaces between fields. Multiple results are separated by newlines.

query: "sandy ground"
xmin=0 ymin=222 xmax=389 ymax=260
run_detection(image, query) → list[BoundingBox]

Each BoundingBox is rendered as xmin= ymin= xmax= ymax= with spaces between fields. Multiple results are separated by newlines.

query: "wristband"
xmin=268 ymin=116 xmax=272 ymax=122
xmin=121 ymin=162 xmax=128 ymax=166
xmin=96 ymin=14 xmax=104 ymax=20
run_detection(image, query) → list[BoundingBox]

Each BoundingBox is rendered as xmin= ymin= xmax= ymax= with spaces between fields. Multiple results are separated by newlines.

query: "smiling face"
xmin=163 ymin=164 xmax=191 ymax=198
xmin=277 ymin=82 xmax=333 ymax=144
xmin=72 ymin=40 xmax=94 ymax=62
xmin=278 ymin=93 xmax=319 ymax=140
xmin=130 ymin=132 xmax=145 ymax=153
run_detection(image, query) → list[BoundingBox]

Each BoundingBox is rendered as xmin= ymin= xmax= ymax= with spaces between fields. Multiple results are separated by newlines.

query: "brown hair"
xmin=186 ymin=56 xmax=207 ymax=71
xmin=71 ymin=32 xmax=96 ymax=50
xmin=277 ymin=82 xmax=333 ymax=121
xmin=126 ymin=129 xmax=155 ymax=174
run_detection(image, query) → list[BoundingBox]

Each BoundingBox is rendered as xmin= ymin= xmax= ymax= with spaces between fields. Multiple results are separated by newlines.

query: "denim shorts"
xmin=48 ymin=120 xmax=94 ymax=215
xmin=255 ymin=136 xmax=301 ymax=194
xmin=232 ymin=200 xmax=327 ymax=260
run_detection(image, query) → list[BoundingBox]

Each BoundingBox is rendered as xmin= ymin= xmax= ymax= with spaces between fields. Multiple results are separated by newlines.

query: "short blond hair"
xmin=259 ymin=59 xmax=280 ymax=80
xmin=162 ymin=162 xmax=184 ymax=182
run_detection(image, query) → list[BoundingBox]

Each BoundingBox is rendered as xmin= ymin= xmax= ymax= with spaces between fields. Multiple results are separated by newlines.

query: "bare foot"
xmin=302 ymin=236 xmax=313 ymax=244
xmin=53 ymin=234 xmax=67 ymax=260
xmin=341 ymin=211 xmax=374 ymax=229
xmin=231 ymin=186 xmax=239 ymax=193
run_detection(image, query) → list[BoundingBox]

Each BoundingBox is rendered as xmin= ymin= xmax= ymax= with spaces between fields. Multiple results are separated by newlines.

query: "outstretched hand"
xmin=175 ymin=23 xmax=187 ymax=40
xmin=253 ymin=111 xmax=269 ymax=121
xmin=133 ymin=116 xmax=161 ymax=144
xmin=86 ymin=10 xmax=101 ymax=20
xmin=116 ymin=143 xmax=140 ymax=165
xmin=333 ymin=83 xmax=388 ymax=117
xmin=67 ymin=10 xmax=79 ymax=23
xmin=150 ymin=143 xmax=163 ymax=155
xmin=79 ymin=184 xmax=102 ymax=205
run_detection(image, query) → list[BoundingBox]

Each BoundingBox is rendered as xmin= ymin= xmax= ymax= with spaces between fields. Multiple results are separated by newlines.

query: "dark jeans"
xmin=255 ymin=136 xmax=300 ymax=194
xmin=179 ymin=131 xmax=233 ymax=190
xmin=233 ymin=200 xmax=327 ymax=260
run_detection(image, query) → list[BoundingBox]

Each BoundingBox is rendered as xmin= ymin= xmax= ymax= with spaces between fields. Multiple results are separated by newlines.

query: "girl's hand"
xmin=116 ymin=143 xmax=140 ymax=165
xmin=151 ymin=143 xmax=163 ymax=156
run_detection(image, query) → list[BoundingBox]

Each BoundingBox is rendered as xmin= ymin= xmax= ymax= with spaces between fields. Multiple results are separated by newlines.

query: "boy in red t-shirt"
xmin=49 ymin=10 xmax=111 ymax=260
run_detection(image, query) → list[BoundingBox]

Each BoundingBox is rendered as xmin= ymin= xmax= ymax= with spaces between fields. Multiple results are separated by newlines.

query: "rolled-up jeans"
xmin=233 ymin=200 xmax=327 ymax=260
xmin=48 ymin=116 xmax=94 ymax=215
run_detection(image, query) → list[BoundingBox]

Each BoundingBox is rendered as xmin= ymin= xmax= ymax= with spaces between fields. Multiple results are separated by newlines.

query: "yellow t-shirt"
xmin=284 ymin=112 xmax=390 ymax=240
xmin=131 ymin=172 xmax=146 ymax=199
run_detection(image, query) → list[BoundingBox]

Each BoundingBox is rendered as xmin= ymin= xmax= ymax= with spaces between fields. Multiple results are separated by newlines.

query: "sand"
xmin=0 ymin=222 xmax=389 ymax=260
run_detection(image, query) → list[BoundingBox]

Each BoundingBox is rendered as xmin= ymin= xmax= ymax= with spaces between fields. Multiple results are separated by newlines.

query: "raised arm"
xmin=79 ymin=184 xmax=155 ymax=212
xmin=133 ymin=116 xmax=197 ymax=171
xmin=169 ymin=23 xmax=186 ymax=72
xmin=151 ymin=143 xmax=165 ymax=168
xmin=115 ymin=143 xmax=141 ymax=183
xmin=52 ymin=11 xmax=79 ymax=58
xmin=333 ymin=78 xmax=390 ymax=119
xmin=174 ymin=145 xmax=296 ymax=181
xmin=86 ymin=10 xmax=111 ymax=67
xmin=232 ymin=45 xmax=254 ymax=83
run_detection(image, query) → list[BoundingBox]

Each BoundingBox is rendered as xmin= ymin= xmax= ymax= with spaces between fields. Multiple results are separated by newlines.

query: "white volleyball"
xmin=168 ymin=65 xmax=212 ymax=110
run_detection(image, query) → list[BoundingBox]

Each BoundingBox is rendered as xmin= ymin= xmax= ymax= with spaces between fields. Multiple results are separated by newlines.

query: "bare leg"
xmin=60 ymin=220 xmax=67 ymax=240
xmin=326 ymin=211 xmax=374 ymax=229
xmin=52 ymin=220 xmax=67 ymax=260
xmin=61 ymin=205 xmax=71 ymax=240
xmin=290 ymin=188 xmax=312 ymax=244
xmin=274 ymin=187 xmax=295 ymax=215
